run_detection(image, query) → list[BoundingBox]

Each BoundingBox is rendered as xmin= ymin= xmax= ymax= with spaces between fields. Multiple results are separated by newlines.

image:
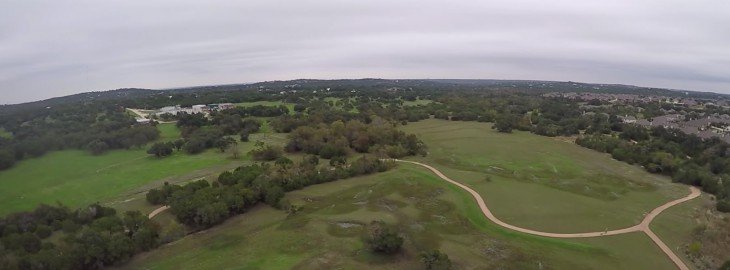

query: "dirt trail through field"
xmin=146 ymin=159 xmax=700 ymax=269
xmin=148 ymin=206 xmax=170 ymax=219
xmin=396 ymin=159 xmax=699 ymax=270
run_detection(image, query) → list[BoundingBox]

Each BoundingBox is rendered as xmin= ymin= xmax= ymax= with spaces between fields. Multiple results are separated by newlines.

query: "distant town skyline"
xmin=1 ymin=0 xmax=729 ymax=104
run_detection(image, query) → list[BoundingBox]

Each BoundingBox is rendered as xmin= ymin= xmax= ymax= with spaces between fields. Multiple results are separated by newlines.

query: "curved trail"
xmin=148 ymin=205 xmax=169 ymax=219
xmin=396 ymin=159 xmax=699 ymax=270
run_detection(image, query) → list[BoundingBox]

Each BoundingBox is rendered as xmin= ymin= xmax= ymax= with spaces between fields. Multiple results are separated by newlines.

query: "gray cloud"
xmin=1 ymin=0 xmax=729 ymax=103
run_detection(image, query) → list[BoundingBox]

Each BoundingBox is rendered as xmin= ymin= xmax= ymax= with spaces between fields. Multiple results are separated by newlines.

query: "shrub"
xmin=717 ymin=200 xmax=730 ymax=213
xmin=249 ymin=143 xmax=283 ymax=161
xmin=364 ymin=220 xmax=403 ymax=254
xmin=147 ymin=142 xmax=174 ymax=157
xmin=420 ymin=250 xmax=453 ymax=270
xmin=34 ymin=225 xmax=52 ymax=239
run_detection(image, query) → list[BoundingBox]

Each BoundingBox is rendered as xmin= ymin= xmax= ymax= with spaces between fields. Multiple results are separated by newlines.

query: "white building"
xmin=192 ymin=104 xmax=207 ymax=113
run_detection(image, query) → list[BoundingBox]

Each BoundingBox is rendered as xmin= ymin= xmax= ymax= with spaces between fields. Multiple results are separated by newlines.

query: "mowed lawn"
xmin=0 ymin=123 xmax=287 ymax=215
xmin=119 ymin=165 xmax=675 ymax=270
xmin=401 ymin=119 xmax=692 ymax=233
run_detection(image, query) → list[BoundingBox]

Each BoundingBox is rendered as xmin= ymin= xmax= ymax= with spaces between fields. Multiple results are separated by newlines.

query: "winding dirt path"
xmin=148 ymin=205 xmax=169 ymax=219
xmin=396 ymin=159 xmax=700 ymax=270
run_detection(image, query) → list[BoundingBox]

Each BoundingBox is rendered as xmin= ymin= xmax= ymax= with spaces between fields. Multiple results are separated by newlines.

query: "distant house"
xmin=218 ymin=103 xmax=235 ymax=110
xmin=136 ymin=118 xmax=151 ymax=124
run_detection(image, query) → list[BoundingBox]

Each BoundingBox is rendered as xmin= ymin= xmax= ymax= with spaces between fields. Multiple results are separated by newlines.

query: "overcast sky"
xmin=1 ymin=0 xmax=729 ymax=104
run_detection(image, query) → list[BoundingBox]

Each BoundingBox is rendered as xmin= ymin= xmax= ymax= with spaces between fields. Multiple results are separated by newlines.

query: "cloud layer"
xmin=1 ymin=0 xmax=729 ymax=103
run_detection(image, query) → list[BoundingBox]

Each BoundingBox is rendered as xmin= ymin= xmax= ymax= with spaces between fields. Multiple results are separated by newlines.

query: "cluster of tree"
xmin=576 ymin=125 xmax=730 ymax=212
xmin=0 ymin=203 xmax=159 ymax=269
xmin=146 ymin=156 xmax=394 ymax=229
xmin=174 ymin=112 xmax=262 ymax=156
xmin=285 ymin=119 xmax=427 ymax=159
xmin=211 ymin=113 xmax=261 ymax=136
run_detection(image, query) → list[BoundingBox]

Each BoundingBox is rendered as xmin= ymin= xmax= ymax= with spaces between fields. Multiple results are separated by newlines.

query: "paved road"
xmin=396 ymin=159 xmax=700 ymax=270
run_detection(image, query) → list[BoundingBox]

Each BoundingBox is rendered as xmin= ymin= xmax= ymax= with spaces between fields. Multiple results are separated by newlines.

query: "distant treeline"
xmin=0 ymin=104 xmax=159 ymax=170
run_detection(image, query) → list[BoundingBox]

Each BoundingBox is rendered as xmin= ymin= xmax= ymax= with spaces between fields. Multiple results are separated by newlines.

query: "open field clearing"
xmin=235 ymin=100 xmax=296 ymax=113
xmin=402 ymin=98 xmax=434 ymax=106
xmin=401 ymin=119 xmax=691 ymax=233
xmin=118 ymin=164 xmax=676 ymax=269
xmin=0 ymin=124 xmax=287 ymax=215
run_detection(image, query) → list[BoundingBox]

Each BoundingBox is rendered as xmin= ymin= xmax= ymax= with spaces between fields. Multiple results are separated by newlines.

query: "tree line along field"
xmin=118 ymin=164 xmax=677 ymax=270
xmin=0 ymin=122 xmax=287 ymax=215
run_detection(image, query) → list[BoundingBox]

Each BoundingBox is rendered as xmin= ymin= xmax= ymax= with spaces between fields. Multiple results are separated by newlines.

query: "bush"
xmin=719 ymin=260 xmax=730 ymax=270
xmin=183 ymin=139 xmax=207 ymax=154
xmin=717 ymin=200 xmax=730 ymax=213
xmin=249 ymin=142 xmax=283 ymax=161
xmin=86 ymin=139 xmax=109 ymax=155
xmin=34 ymin=225 xmax=52 ymax=239
xmin=364 ymin=220 xmax=403 ymax=254
xmin=420 ymin=250 xmax=452 ymax=270
xmin=147 ymin=142 xmax=174 ymax=157
xmin=0 ymin=150 xmax=15 ymax=170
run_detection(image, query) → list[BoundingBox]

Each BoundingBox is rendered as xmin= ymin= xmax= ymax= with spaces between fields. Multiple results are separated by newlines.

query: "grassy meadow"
xmin=401 ymin=119 xmax=691 ymax=233
xmin=119 ymin=164 xmax=676 ymax=270
xmin=0 ymin=123 xmax=287 ymax=215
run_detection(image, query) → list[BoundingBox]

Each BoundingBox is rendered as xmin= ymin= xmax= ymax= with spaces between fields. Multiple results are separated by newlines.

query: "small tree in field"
xmin=227 ymin=143 xmax=240 ymax=159
xmin=216 ymin=137 xmax=237 ymax=153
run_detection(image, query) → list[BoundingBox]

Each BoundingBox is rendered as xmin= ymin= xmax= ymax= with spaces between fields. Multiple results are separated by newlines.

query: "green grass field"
xmin=401 ymin=119 xmax=690 ymax=233
xmin=156 ymin=123 xmax=181 ymax=140
xmin=0 ymin=124 xmax=287 ymax=215
xmin=119 ymin=164 xmax=675 ymax=269
xmin=0 ymin=127 xmax=12 ymax=139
